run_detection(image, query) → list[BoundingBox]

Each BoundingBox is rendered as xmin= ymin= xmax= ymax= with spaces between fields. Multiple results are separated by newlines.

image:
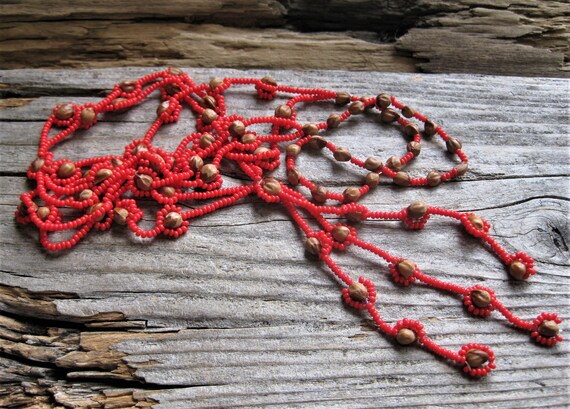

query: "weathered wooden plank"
xmin=0 ymin=1 xmax=567 ymax=76
xmin=0 ymin=22 xmax=415 ymax=72
xmin=0 ymin=68 xmax=568 ymax=407
xmin=0 ymin=0 xmax=285 ymax=26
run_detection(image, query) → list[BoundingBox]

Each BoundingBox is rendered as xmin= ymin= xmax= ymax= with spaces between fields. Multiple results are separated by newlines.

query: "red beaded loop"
xmin=463 ymin=285 xmax=496 ymax=317
xmin=459 ymin=343 xmax=496 ymax=377
xmin=531 ymin=313 xmax=563 ymax=346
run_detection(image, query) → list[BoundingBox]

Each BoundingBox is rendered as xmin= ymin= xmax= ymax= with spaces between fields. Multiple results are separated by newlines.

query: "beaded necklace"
xmin=16 ymin=68 xmax=563 ymax=377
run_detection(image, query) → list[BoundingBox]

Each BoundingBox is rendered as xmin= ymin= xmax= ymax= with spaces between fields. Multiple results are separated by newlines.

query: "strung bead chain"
xmin=16 ymin=68 xmax=563 ymax=377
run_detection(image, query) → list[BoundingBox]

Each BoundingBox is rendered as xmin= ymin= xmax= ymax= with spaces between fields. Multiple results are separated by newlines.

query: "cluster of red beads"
xmin=16 ymin=68 xmax=562 ymax=377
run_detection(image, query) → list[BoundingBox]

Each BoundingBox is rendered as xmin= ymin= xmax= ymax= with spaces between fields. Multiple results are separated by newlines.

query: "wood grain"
xmin=0 ymin=1 xmax=567 ymax=77
xmin=0 ymin=68 xmax=568 ymax=408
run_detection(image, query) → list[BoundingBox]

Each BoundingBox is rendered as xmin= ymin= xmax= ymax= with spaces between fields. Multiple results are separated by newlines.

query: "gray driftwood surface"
xmin=0 ymin=68 xmax=568 ymax=408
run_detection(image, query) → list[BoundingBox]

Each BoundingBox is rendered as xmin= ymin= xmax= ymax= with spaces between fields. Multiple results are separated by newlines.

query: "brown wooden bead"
xmin=348 ymin=101 xmax=365 ymax=115
xmin=165 ymin=83 xmax=182 ymax=96
xmin=134 ymin=173 xmax=153 ymax=191
xmin=228 ymin=120 xmax=245 ymax=138
xmin=201 ymin=164 xmax=218 ymax=183
xmin=262 ymin=178 xmax=281 ymax=195
xmin=30 ymin=157 xmax=45 ymax=172
xmin=119 ymin=80 xmax=137 ymax=93
xmin=327 ymin=113 xmax=341 ymax=128
xmin=333 ymin=147 xmax=352 ymax=162
xmin=311 ymin=186 xmax=327 ymax=203
xmin=241 ymin=133 xmax=257 ymax=144
xmin=386 ymin=156 xmax=402 ymax=171
xmin=465 ymin=349 xmax=489 ymax=368
xmin=455 ymin=162 xmax=469 ymax=176
xmin=332 ymin=225 xmax=350 ymax=242
xmin=307 ymin=136 xmax=327 ymax=150
xmin=471 ymin=289 xmax=491 ymax=308
xmin=80 ymin=107 xmax=96 ymax=126
xmin=343 ymin=187 xmax=360 ymax=203
xmin=380 ymin=108 xmax=400 ymax=123
xmin=394 ymin=172 xmax=410 ymax=186
xmin=113 ymin=207 xmax=129 ymax=225
xmin=201 ymin=109 xmax=218 ymax=125
xmin=446 ymin=137 xmax=462 ymax=153
xmin=407 ymin=201 xmax=428 ymax=219
xmin=189 ymin=155 xmax=204 ymax=171
xmin=364 ymin=156 xmax=383 ymax=172
xmin=199 ymin=133 xmax=216 ymax=149
xmin=287 ymin=168 xmax=302 ymax=186
xmin=468 ymin=214 xmax=485 ymax=230
xmin=404 ymin=123 xmax=420 ymax=138
xmin=365 ymin=172 xmax=380 ymax=188
xmin=427 ymin=170 xmax=442 ymax=187
xmin=55 ymin=103 xmax=75 ymax=120
xmin=396 ymin=328 xmax=416 ymax=345
xmin=348 ymin=282 xmax=368 ymax=302
xmin=164 ymin=212 xmax=183 ymax=229
xmin=305 ymin=237 xmax=322 ymax=256
xmin=275 ymin=104 xmax=292 ymax=118
xmin=57 ymin=162 xmax=76 ymax=178
xmin=376 ymin=93 xmax=391 ymax=109
xmin=200 ymin=95 xmax=217 ymax=110
xmin=94 ymin=168 xmax=113 ymax=185
xmin=156 ymin=100 xmax=170 ymax=116
xmin=87 ymin=203 xmax=105 ymax=222
xmin=286 ymin=144 xmax=301 ymax=157
xmin=261 ymin=76 xmax=277 ymax=87
xmin=346 ymin=211 xmax=364 ymax=223
xmin=401 ymin=106 xmax=415 ymax=118
xmin=76 ymin=189 xmax=93 ymax=201
xmin=396 ymin=259 xmax=415 ymax=278
xmin=36 ymin=206 xmax=50 ymax=221
xmin=407 ymin=141 xmax=421 ymax=156
xmin=131 ymin=143 xmax=148 ymax=155
xmin=158 ymin=186 xmax=176 ymax=198
xmin=335 ymin=92 xmax=351 ymax=105
xmin=508 ymin=260 xmax=527 ymax=280
xmin=209 ymin=77 xmax=224 ymax=90
xmin=302 ymin=123 xmax=319 ymax=136
xmin=424 ymin=119 xmax=437 ymax=136
xmin=538 ymin=320 xmax=559 ymax=338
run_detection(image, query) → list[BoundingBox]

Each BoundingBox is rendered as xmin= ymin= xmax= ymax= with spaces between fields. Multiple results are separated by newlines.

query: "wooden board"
xmin=0 ymin=67 xmax=568 ymax=408
xmin=0 ymin=1 xmax=568 ymax=77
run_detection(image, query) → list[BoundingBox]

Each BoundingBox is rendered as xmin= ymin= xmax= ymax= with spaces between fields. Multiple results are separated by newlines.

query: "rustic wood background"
xmin=0 ymin=0 xmax=568 ymax=77
xmin=0 ymin=67 xmax=568 ymax=407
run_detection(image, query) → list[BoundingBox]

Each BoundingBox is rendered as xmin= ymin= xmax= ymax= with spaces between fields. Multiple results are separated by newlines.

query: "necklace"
xmin=15 ymin=68 xmax=563 ymax=377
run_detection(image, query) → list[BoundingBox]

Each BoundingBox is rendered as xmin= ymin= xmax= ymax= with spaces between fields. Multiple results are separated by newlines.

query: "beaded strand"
xmin=16 ymin=68 xmax=563 ymax=377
